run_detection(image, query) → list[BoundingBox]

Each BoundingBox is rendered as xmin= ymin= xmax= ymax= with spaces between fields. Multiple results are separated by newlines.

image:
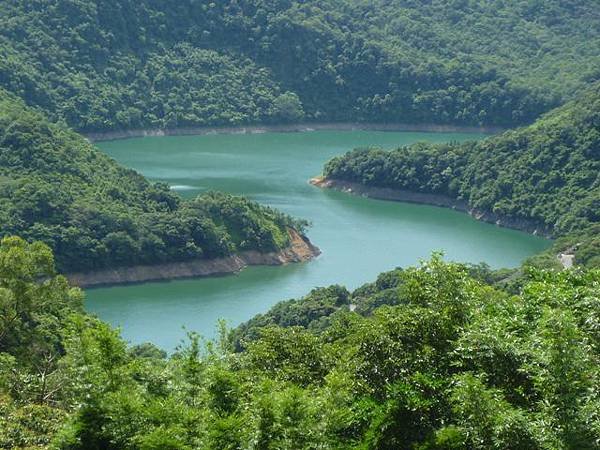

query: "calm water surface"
xmin=86 ymin=131 xmax=550 ymax=350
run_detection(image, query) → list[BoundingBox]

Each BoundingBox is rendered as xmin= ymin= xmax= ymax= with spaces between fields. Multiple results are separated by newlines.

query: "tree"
xmin=271 ymin=92 xmax=305 ymax=123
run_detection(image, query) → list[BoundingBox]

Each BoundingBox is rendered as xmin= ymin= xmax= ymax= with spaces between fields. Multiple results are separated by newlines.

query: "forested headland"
xmin=321 ymin=83 xmax=600 ymax=268
xmin=0 ymin=89 xmax=311 ymax=275
xmin=1 ymin=0 xmax=600 ymax=132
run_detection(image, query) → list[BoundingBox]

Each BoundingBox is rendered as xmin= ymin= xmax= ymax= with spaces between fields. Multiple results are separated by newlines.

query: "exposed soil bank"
xmin=311 ymin=177 xmax=554 ymax=239
xmin=85 ymin=122 xmax=502 ymax=142
xmin=67 ymin=229 xmax=320 ymax=288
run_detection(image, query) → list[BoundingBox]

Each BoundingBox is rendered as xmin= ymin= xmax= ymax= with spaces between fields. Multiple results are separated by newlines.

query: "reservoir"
xmin=86 ymin=130 xmax=550 ymax=351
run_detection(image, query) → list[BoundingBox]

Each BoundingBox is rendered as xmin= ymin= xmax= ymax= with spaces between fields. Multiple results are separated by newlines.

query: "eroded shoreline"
xmin=85 ymin=122 xmax=502 ymax=142
xmin=310 ymin=177 xmax=553 ymax=239
xmin=68 ymin=229 xmax=320 ymax=288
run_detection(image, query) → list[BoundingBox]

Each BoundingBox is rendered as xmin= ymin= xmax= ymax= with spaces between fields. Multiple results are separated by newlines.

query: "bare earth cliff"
xmin=67 ymin=229 xmax=320 ymax=287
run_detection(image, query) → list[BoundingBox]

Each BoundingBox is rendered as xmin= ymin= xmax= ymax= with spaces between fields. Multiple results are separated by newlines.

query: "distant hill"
xmin=1 ymin=0 xmax=599 ymax=132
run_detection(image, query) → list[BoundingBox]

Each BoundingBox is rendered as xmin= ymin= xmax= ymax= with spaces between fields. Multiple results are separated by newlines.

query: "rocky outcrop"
xmin=310 ymin=177 xmax=553 ymax=238
xmin=67 ymin=229 xmax=320 ymax=288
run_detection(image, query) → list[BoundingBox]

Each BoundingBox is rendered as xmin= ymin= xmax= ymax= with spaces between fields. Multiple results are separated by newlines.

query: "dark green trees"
xmin=2 ymin=0 xmax=599 ymax=131
xmin=0 ymin=91 xmax=306 ymax=273
xmin=323 ymin=84 xmax=600 ymax=268
xmin=272 ymin=92 xmax=305 ymax=123
xmin=2 ymin=244 xmax=597 ymax=448
xmin=0 ymin=237 xmax=81 ymax=448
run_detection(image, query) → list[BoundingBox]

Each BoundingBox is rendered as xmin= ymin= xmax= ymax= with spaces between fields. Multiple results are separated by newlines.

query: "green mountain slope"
xmin=1 ymin=0 xmax=599 ymax=131
xmin=0 ymin=90 xmax=306 ymax=273
xmin=323 ymin=84 xmax=600 ymax=267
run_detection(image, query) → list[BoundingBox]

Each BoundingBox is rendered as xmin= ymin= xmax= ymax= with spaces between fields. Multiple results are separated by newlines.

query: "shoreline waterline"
xmin=85 ymin=130 xmax=549 ymax=349
xmin=310 ymin=177 xmax=554 ymax=239
xmin=69 ymin=229 xmax=320 ymax=288
xmin=85 ymin=122 xmax=503 ymax=142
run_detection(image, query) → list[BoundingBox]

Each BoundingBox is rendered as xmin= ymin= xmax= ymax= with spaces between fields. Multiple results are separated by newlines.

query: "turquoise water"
xmin=86 ymin=131 xmax=550 ymax=351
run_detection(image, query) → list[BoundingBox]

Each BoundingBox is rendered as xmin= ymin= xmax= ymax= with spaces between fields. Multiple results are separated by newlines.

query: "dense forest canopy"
xmin=1 ymin=1 xmax=600 ymax=447
xmin=1 ymin=241 xmax=598 ymax=448
xmin=1 ymin=0 xmax=600 ymax=131
xmin=0 ymin=89 xmax=306 ymax=273
xmin=323 ymin=83 xmax=600 ymax=267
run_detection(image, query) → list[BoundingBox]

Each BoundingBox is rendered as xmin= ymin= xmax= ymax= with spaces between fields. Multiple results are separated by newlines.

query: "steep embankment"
xmin=0 ymin=89 xmax=316 ymax=278
xmin=318 ymin=84 xmax=600 ymax=267
xmin=68 ymin=229 xmax=320 ymax=287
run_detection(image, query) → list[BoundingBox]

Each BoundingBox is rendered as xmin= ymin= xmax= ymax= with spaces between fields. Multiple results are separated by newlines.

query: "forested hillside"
xmin=323 ymin=83 xmax=600 ymax=267
xmin=0 ymin=90 xmax=307 ymax=273
xmin=1 ymin=1 xmax=600 ymax=447
xmin=1 ymin=242 xmax=598 ymax=448
xmin=1 ymin=0 xmax=599 ymax=131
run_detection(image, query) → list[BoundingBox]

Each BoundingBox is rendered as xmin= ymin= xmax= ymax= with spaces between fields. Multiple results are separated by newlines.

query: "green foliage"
xmin=245 ymin=326 xmax=329 ymax=386
xmin=2 ymin=2 xmax=600 ymax=448
xmin=0 ymin=91 xmax=305 ymax=272
xmin=447 ymin=373 xmax=537 ymax=449
xmin=231 ymin=284 xmax=350 ymax=349
xmin=2 ymin=0 xmax=600 ymax=131
xmin=272 ymin=92 xmax=305 ymax=123
xmin=0 ymin=237 xmax=82 ymax=379
xmin=1 ymin=242 xmax=599 ymax=448
xmin=129 ymin=343 xmax=167 ymax=360
xmin=0 ymin=237 xmax=82 ymax=447
xmin=324 ymin=83 xmax=600 ymax=267
xmin=0 ymin=397 xmax=67 ymax=450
